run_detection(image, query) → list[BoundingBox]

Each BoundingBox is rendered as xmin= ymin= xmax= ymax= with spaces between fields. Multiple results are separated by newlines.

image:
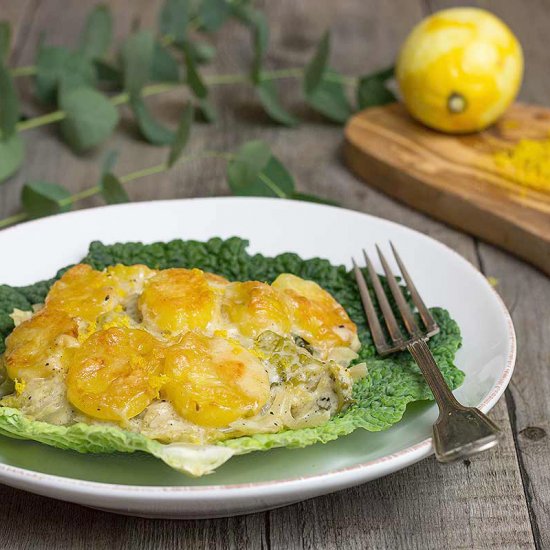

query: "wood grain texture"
xmin=344 ymin=103 xmax=550 ymax=275
xmin=423 ymin=1 xmax=550 ymax=548
xmin=0 ymin=0 xmax=544 ymax=548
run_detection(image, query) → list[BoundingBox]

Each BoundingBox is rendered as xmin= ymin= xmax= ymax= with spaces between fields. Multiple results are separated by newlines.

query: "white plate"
xmin=0 ymin=198 xmax=515 ymax=519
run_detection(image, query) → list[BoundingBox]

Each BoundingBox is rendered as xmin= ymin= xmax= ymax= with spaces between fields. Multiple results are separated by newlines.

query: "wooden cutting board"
xmin=344 ymin=103 xmax=550 ymax=275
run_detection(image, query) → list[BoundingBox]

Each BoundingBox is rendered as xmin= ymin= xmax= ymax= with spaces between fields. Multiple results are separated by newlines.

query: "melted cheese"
xmin=272 ymin=273 xmax=359 ymax=356
xmin=162 ymin=331 xmax=270 ymax=428
xmin=222 ymin=281 xmax=291 ymax=338
xmin=4 ymin=308 xmax=78 ymax=381
xmin=66 ymin=327 xmax=165 ymax=422
xmin=2 ymin=263 xmax=362 ymax=442
xmin=139 ymin=268 xmax=228 ymax=336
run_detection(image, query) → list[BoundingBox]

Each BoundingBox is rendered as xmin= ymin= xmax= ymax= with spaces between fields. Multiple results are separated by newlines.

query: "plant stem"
xmin=13 ymin=67 xmax=357 ymax=134
xmin=0 ymin=150 xmax=232 ymax=229
xmin=17 ymin=110 xmax=66 ymax=131
xmin=0 ymin=213 xmax=28 ymax=229
xmin=10 ymin=65 xmax=37 ymax=77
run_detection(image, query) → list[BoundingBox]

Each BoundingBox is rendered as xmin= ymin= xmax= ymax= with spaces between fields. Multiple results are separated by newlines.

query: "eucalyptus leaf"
xmin=121 ymin=30 xmax=154 ymax=97
xmin=101 ymin=149 xmax=119 ymax=175
xmin=0 ymin=134 xmax=23 ymax=183
xmin=130 ymin=96 xmax=175 ymax=145
xmin=304 ymin=31 xmax=330 ymax=95
xmin=94 ymin=59 xmax=122 ymax=84
xmin=232 ymin=6 xmax=268 ymax=83
xmin=199 ymin=0 xmax=230 ymax=32
xmin=35 ymin=46 xmax=96 ymax=104
xmin=100 ymin=172 xmax=129 ymax=204
xmin=250 ymin=11 xmax=268 ymax=84
xmin=0 ymin=21 xmax=11 ymax=63
xmin=256 ymin=79 xmax=298 ymax=127
xmin=59 ymin=86 xmax=119 ymax=152
xmin=229 ymin=154 xmax=295 ymax=198
xmin=151 ymin=42 xmax=180 ymax=83
xmin=22 ymin=181 xmax=72 ymax=218
xmin=195 ymin=98 xmax=217 ymax=123
xmin=356 ymin=67 xmax=396 ymax=109
xmin=79 ymin=4 xmax=113 ymax=60
xmin=227 ymin=140 xmax=271 ymax=188
xmin=159 ymin=0 xmax=188 ymax=43
xmin=187 ymin=41 xmax=216 ymax=64
xmin=183 ymin=43 xmax=208 ymax=98
xmin=168 ymin=103 xmax=194 ymax=167
xmin=0 ymin=62 xmax=20 ymax=137
xmin=306 ymin=69 xmax=352 ymax=123
xmin=292 ymin=192 xmax=339 ymax=206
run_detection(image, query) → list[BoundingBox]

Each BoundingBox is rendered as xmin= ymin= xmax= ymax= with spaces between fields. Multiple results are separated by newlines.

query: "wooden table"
xmin=1 ymin=1 xmax=548 ymax=548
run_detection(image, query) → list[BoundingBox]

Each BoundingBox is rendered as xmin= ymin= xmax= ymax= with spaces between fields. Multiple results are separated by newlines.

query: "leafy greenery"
xmin=0 ymin=237 xmax=463 ymax=470
xmin=78 ymin=4 xmax=113 ymax=60
xmin=100 ymin=173 xmax=129 ymax=204
xmin=59 ymin=86 xmax=119 ymax=152
xmin=21 ymin=181 xmax=72 ymax=218
xmin=0 ymin=0 xmax=397 ymax=228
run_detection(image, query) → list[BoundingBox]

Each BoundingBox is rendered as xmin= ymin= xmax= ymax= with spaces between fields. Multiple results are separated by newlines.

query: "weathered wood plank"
xmin=424 ymin=1 xmax=550 ymax=547
xmin=264 ymin=0 xmax=534 ymax=547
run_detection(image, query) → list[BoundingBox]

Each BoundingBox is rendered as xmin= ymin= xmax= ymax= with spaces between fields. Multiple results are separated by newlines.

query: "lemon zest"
xmin=14 ymin=378 xmax=26 ymax=395
xmin=493 ymin=137 xmax=550 ymax=193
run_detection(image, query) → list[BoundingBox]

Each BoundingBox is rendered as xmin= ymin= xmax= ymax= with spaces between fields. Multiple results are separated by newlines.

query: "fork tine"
xmin=363 ymin=249 xmax=404 ymax=346
xmin=376 ymin=245 xmax=422 ymax=337
xmin=352 ymin=259 xmax=389 ymax=353
xmin=390 ymin=242 xmax=439 ymax=336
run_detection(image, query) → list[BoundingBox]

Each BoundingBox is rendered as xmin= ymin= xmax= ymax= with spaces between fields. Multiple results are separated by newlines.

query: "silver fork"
xmin=352 ymin=243 xmax=501 ymax=463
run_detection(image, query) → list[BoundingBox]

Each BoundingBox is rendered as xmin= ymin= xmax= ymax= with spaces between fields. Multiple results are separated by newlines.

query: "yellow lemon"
xmin=396 ymin=8 xmax=523 ymax=133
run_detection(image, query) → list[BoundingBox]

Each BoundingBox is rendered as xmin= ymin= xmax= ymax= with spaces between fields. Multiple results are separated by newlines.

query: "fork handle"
xmin=407 ymin=339 xmax=501 ymax=463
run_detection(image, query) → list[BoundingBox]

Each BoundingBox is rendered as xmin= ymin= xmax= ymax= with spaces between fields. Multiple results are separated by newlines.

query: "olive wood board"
xmin=344 ymin=103 xmax=550 ymax=275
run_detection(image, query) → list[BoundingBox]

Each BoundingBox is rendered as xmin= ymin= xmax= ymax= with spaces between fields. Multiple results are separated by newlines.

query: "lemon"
xmin=396 ymin=8 xmax=523 ymax=133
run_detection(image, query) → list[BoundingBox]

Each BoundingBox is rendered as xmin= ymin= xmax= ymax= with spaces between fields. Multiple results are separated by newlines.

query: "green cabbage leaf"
xmin=0 ymin=237 xmax=464 ymax=475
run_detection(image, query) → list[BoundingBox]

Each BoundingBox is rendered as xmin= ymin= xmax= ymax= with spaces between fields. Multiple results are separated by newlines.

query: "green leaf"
xmin=229 ymin=155 xmax=295 ymax=198
xmin=0 ymin=21 xmax=11 ymax=63
xmin=250 ymin=11 xmax=268 ymax=84
xmin=79 ymin=4 xmax=112 ymax=60
xmin=59 ymin=86 xmax=119 ymax=152
xmin=356 ymin=67 xmax=396 ymax=109
xmin=306 ymin=70 xmax=352 ymax=123
xmin=199 ymin=0 xmax=230 ymax=32
xmin=100 ymin=172 xmax=129 ymax=204
xmin=292 ymin=192 xmax=339 ymax=206
xmin=0 ymin=62 xmax=20 ymax=137
xmin=195 ymin=98 xmax=217 ymax=123
xmin=304 ymin=31 xmax=330 ymax=95
xmin=159 ymin=0 xmax=188 ymax=43
xmin=227 ymin=140 xmax=271 ymax=187
xmin=0 ymin=134 xmax=23 ymax=183
xmin=151 ymin=41 xmax=180 ymax=82
xmin=232 ymin=6 xmax=267 ymax=84
xmin=94 ymin=59 xmax=122 ymax=84
xmin=130 ymin=96 xmax=175 ymax=145
xmin=227 ymin=141 xmax=295 ymax=198
xmin=101 ymin=149 xmax=118 ymax=175
xmin=186 ymin=41 xmax=216 ymax=64
xmin=256 ymin=79 xmax=298 ymax=127
xmin=183 ymin=42 xmax=207 ymax=98
xmin=168 ymin=103 xmax=194 ymax=167
xmin=21 ymin=181 xmax=72 ymax=219
xmin=35 ymin=46 xmax=96 ymax=104
xmin=121 ymin=30 xmax=154 ymax=97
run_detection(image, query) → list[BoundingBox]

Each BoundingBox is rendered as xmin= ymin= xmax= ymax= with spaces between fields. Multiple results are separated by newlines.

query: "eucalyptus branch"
xmin=0 ymin=150 xmax=233 ymax=229
xmin=14 ymin=68 xmax=357 ymax=134
xmin=0 ymin=0 xmax=390 ymax=222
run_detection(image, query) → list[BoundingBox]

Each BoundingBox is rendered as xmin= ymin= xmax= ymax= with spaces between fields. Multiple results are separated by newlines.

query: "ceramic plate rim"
xmin=0 ymin=198 xmax=516 ymax=501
